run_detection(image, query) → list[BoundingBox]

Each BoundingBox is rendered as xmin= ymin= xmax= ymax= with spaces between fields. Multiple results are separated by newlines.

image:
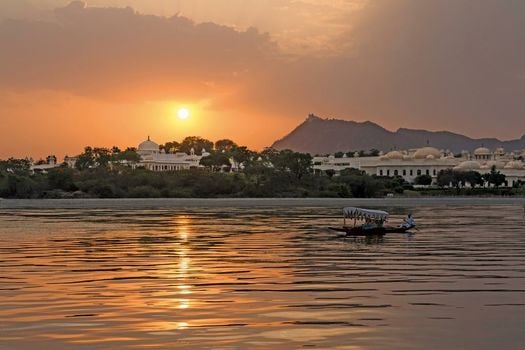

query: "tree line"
xmin=1 ymin=137 xmax=522 ymax=199
xmin=0 ymin=137 xmax=407 ymax=199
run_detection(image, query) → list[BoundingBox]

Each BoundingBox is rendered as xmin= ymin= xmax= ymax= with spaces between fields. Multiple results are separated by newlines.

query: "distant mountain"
xmin=271 ymin=114 xmax=525 ymax=154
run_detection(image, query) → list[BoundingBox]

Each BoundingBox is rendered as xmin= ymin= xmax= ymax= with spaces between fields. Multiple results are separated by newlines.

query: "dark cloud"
xmin=1 ymin=0 xmax=524 ymax=139
xmin=0 ymin=1 xmax=278 ymax=101
xmin=236 ymin=0 xmax=525 ymax=138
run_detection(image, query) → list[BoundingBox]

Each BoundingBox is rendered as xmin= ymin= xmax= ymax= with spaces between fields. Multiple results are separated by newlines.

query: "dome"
xmin=504 ymin=160 xmax=524 ymax=169
xmin=484 ymin=160 xmax=505 ymax=169
xmin=384 ymin=151 xmax=403 ymax=160
xmin=413 ymin=147 xmax=442 ymax=159
xmin=474 ymin=147 xmax=491 ymax=155
xmin=454 ymin=160 xmax=481 ymax=171
xmin=138 ymin=137 xmax=159 ymax=152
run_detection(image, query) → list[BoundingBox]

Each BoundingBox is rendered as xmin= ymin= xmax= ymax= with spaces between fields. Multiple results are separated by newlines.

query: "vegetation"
xmin=0 ymin=137 xmax=409 ymax=199
xmin=1 ymin=139 xmax=522 ymax=199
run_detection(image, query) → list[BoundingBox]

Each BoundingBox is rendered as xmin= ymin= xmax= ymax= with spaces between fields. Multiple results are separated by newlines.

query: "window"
xmin=403 ymin=170 xmax=406 ymax=176
xmin=387 ymin=170 xmax=390 ymax=176
xmin=433 ymin=169 xmax=436 ymax=176
xmin=394 ymin=170 xmax=399 ymax=176
xmin=379 ymin=169 xmax=383 ymax=176
xmin=417 ymin=169 xmax=422 ymax=176
xmin=425 ymin=169 xmax=430 ymax=175
xmin=410 ymin=169 xmax=413 ymax=176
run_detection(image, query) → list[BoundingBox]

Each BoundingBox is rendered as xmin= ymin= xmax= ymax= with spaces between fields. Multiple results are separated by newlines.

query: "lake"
xmin=1 ymin=198 xmax=524 ymax=349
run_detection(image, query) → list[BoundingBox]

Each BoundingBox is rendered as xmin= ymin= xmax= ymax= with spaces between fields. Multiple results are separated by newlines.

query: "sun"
xmin=177 ymin=108 xmax=190 ymax=120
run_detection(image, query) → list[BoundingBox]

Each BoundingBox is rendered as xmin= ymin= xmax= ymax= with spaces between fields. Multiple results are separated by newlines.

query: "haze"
xmin=1 ymin=0 xmax=524 ymax=158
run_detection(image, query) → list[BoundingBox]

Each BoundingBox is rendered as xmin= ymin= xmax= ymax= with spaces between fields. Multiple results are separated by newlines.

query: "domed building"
xmin=473 ymin=147 xmax=492 ymax=161
xmin=413 ymin=147 xmax=442 ymax=159
xmin=454 ymin=160 xmax=481 ymax=171
xmin=312 ymin=145 xmax=525 ymax=187
xmin=137 ymin=136 xmax=160 ymax=156
xmin=135 ymin=136 xmax=205 ymax=172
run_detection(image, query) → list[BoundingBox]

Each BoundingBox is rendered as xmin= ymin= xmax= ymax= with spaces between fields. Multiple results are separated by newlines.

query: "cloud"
xmin=1 ymin=0 xmax=525 ymax=145
xmin=234 ymin=0 xmax=525 ymax=138
xmin=0 ymin=1 xmax=278 ymax=102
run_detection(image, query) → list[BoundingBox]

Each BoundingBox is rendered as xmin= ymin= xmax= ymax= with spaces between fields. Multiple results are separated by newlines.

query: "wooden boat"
xmin=329 ymin=225 xmax=414 ymax=236
xmin=329 ymin=207 xmax=415 ymax=236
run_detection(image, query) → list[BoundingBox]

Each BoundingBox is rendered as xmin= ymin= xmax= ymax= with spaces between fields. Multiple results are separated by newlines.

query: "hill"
xmin=271 ymin=114 xmax=525 ymax=154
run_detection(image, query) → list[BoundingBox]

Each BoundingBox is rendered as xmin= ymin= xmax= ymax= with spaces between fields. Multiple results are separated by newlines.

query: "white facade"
xmin=313 ymin=146 xmax=525 ymax=186
xmin=135 ymin=137 xmax=208 ymax=171
xmin=30 ymin=155 xmax=60 ymax=173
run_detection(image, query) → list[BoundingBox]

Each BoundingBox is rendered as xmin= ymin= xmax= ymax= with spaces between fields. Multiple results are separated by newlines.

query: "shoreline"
xmin=1 ymin=197 xmax=524 ymax=209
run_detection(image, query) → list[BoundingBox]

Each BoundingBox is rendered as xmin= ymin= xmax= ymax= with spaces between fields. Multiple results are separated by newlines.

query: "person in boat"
xmin=361 ymin=217 xmax=377 ymax=230
xmin=400 ymin=213 xmax=415 ymax=229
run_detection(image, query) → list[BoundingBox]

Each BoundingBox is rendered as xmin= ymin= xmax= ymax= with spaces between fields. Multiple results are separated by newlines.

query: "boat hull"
xmin=329 ymin=225 xmax=413 ymax=236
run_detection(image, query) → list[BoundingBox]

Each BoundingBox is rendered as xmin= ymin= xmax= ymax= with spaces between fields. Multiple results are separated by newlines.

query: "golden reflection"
xmin=174 ymin=216 xmax=193 ymax=311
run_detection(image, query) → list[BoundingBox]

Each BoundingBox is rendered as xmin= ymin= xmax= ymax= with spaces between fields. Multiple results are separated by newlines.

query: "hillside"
xmin=271 ymin=115 xmax=525 ymax=154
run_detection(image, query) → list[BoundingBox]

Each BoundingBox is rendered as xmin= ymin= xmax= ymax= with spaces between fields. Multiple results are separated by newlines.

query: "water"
xmin=1 ymin=199 xmax=525 ymax=349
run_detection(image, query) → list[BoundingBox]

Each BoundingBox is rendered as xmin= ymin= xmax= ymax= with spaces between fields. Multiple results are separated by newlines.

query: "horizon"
xmin=4 ymin=114 xmax=525 ymax=161
xmin=1 ymin=1 xmax=525 ymax=159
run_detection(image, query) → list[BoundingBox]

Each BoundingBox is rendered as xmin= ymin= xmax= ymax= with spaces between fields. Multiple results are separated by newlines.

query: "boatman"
xmin=401 ymin=213 xmax=416 ymax=229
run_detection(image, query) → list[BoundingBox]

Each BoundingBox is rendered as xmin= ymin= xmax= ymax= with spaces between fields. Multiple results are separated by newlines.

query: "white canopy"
xmin=343 ymin=207 xmax=389 ymax=221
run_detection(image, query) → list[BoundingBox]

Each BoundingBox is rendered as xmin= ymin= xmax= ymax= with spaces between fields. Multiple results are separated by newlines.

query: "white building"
xmin=30 ymin=155 xmax=60 ymax=173
xmin=313 ymin=146 xmax=525 ymax=187
xmin=135 ymin=137 xmax=209 ymax=171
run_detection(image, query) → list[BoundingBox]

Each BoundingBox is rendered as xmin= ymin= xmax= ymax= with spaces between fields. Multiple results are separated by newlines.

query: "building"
xmin=134 ymin=136 xmax=209 ymax=171
xmin=313 ymin=146 xmax=525 ymax=187
xmin=30 ymin=155 xmax=60 ymax=173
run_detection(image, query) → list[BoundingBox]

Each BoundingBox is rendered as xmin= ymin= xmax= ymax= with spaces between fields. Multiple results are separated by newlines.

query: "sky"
xmin=1 ymin=0 xmax=525 ymax=159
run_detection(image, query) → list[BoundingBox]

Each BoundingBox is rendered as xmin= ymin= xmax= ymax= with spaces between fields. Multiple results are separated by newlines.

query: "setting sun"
xmin=177 ymin=108 xmax=190 ymax=120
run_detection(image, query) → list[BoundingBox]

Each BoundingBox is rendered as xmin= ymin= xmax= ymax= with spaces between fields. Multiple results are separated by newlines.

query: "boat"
xmin=329 ymin=207 xmax=415 ymax=236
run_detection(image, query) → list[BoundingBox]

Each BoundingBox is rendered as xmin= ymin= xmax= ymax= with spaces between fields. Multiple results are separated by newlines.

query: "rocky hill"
xmin=271 ymin=114 xmax=525 ymax=155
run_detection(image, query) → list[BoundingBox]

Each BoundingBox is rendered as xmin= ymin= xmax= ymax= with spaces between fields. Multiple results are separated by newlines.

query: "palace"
xmin=313 ymin=146 xmax=525 ymax=187
xmin=133 ymin=137 xmax=208 ymax=171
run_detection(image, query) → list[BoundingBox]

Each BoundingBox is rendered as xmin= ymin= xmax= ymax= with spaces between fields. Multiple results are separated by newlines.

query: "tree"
xmin=414 ymin=174 xmax=432 ymax=186
xmin=215 ymin=139 xmax=237 ymax=152
xmin=287 ymin=152 xmax=312 ymax=179
xmin=93 ymin=148 xmax=112 ymax=167
xmin=75 ymin=147 xmax=95 ymax=170
xmin=325 ymin=169 xmax=336 ymax=178
xmin=199 ymin=152 xmax=231 ymax=171
xmin=179 ymin=137 xmax=213 ymax=155
xmin=230 ymin=146 xmax=254 ymax=169
xmin=47 ymin=168 xmax=77 ymax=191
xmin=463 ymin=171 xmax=483 ymax=188
xmin=369 ymin=149 xmax=380 ymax=157
xmin=161 ymin=141 xmax=181 ymax=153
xmin=483 ymin=166 xmax=506 ymax=188
xmin=437 ymin=169 xmax=458 ymax=188
xmin=0 ymin=158 xmax=32 ymax=176
xmin=116 ymin=148 xmax=141 ymax=162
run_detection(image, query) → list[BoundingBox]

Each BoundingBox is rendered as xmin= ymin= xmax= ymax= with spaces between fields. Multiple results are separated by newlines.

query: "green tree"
xmin=93 ymin=148 xmax=112 ymax=167
xmin=116 ymin=148 xmax=141 ymax=162
xmin=414 ymin=174 xmax=432 ymax=186
xmin=215 ymin=139 xmax=237 ymax=152
xmin=161 ymin=141 xmax=181 ymax=153
xmin=483 ymin=166 xmax=506 ymax=188
xmin=463 ymin=171 xmax=483 ymax=188
xmin=199 ymin=152 xmax=231 ymax=171
xmin=325 ymin=169 xmax=336 ymax=178
xmin=47 ymin=168 xmax=77 ymax=191
xmin=0 ymin=158 xmax=32 ymax=176
xmin=75 ymin=147 xmax=95 ymax=170
xmin=179 ymin=137 xmax=213 ymax=155
xmin=437 ymin=169 xmax=458 ymax=188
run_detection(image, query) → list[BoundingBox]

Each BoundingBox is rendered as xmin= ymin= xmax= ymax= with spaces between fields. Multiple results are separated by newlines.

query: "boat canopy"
xmin=343 ymin=207 xmax=389 ymax=221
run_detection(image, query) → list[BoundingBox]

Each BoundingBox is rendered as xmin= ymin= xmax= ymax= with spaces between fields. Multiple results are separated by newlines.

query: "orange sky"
xmin=1 ymin=0 xmax=525 ymax=159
